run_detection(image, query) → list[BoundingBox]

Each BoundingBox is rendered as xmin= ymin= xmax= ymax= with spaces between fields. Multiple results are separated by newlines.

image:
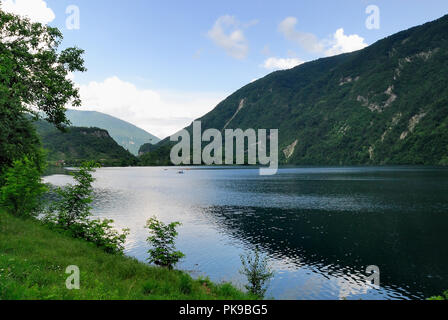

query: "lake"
xmin=43 ymin=166 xmax=448 ymax=300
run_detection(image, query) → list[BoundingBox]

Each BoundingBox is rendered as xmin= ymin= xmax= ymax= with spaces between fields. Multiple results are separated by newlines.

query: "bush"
xmin=239 ymin=247 xmax=274 ymax=299
xmin=0 ymin=157 xmax=47 ymax=217
xmin=48 ymin=161 xmax=98 ymax=228
xmin=145 ymin=216 xmax=185 ymax=269
xmin=72 ymin=218 xmax=129 ymax=254
xmin=179 ymin=273 xmax=193 ymax=294
xmin=44 ymin=161 xmax=129 ymax=254
xmin=428 ymin=290 xmax=448 ymax=300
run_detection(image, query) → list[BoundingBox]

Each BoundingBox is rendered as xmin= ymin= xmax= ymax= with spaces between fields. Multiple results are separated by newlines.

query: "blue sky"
xmin=2 ymin=0 xmax=448 ymax=137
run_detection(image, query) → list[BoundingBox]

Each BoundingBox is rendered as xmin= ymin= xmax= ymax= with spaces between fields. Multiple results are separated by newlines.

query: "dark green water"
xmin=44 ymin=166 xmax=448 ymax=300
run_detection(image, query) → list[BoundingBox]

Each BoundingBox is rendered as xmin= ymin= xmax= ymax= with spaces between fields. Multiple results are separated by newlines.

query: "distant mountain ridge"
xmin=66 ymin=110 xmax=160 ymax=155
xmin=34 ymin=119 xmax=137 ymax=167
xmin=142 ymin=14 xmax=448 ymax=166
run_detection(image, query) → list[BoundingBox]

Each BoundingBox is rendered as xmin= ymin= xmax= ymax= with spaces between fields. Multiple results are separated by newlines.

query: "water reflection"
xmin=43 ymin=166 xmax=448 ymax=300
xmin=202 ymin=205 xmax=448 ymax=299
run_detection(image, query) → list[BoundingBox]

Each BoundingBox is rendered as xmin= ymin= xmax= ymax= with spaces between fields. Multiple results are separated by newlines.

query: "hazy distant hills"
xmin=34 ymin=119 xmax=137 ymax=167
xmin=143 ymin=14 xmax=448 ymax=166
xmin=66 ymin=110 xmax=160 ymax=156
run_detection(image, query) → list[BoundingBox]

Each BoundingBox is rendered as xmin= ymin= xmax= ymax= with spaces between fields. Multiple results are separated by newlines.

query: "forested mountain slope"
xmin=34 ymin=120 xmax=137 ymax=166
xmin=66 ymin=110 xmax=160 ymax=156
xmin=144 ymin=14 xmax=448 ymax=166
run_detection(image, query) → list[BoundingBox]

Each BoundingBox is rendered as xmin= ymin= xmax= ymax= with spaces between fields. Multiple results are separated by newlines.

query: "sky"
xmin=2 ymin=0 xmax=448 ymax=138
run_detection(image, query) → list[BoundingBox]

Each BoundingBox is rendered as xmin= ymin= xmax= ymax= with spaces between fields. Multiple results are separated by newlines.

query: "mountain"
xmin=143 ymin=14 xmax=448 ymax=166
xmin=139 ymin=143 xmax=172 ymax=166
xmin=66 ymin=110 xmax=160 ymax=156
xmin=34 ymin=120 xmax=138 ymax=167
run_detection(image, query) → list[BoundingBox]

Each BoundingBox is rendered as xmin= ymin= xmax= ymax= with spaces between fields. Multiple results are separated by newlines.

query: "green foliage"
xmin=50 ymin=161 xmax=99 ymax=227
xmin=0 ymin=157 xmax=47 ymax=217
xmin=33 ymin=119 xmax=138 ymax=167
xmin=0 ymin=8 xmax=85 ymax=129
xmin=138 ymin=143 xmax=154 ymax=155
xmin=145 ymin=216 xmax=185 ymax=269
xmin=44 ymin=162 xmax=129 ymax=254
xmin=428 ymin=290 xmax=448 ymax=300
xmin=138 ymin=144 xmax=173 ymax=166
xmin=179 ymin=273 xmax=193 ymax=295
xmin=239 ymin=247 xmax=274 ymax=299
xmin=0 ymin=212 xmax=252 ymax=300
xmin=67 ymin=218 xmax=130 ymax=255
xmin=0 ymin=112 xmax=44 ymax=173
xmin=146 ymin=14 xmax=448 ymax=166
xmin=0 ymin=8 xmax=85 ymax=180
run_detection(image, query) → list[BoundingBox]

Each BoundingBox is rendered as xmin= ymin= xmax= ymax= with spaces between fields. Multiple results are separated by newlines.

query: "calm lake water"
xmin=43 ymin=166 xmax=448 ymax=300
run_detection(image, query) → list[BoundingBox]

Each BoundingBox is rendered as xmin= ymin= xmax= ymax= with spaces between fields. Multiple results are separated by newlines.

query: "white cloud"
xmin=262 ymin=57 xmax=304 ymax=71
xmin=278 ymin=17 xmax=368 ymax=57
xmin=75 ymin=76 xmax=227 ymax=139
xmin=207 ymin=15 xmax=249 ymax=59
xmin=1 ymin=0 xmax=55 ymax=24
xmin=278 ymin=17 xmax=323 ymax=54
xmin=324 ymin=28 xmax=368 ymax=56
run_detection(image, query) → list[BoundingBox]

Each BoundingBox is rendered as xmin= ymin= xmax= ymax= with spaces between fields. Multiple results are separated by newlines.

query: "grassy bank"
xmin=0 ymin=212 xmax=251 ymax=300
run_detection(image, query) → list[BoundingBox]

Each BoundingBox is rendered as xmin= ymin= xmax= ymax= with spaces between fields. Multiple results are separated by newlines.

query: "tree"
xmin=0 ymin=156 xmax=47 ymax=217
xmin=45 ymin=162 xmax=129 ymax=254
xmin=0 ymin=8 xmax=86 ymax=172
xmin=239 ymin=247 xmax=274 ymax=299
xmin=0 ymin=8 xmax=86 ymax=126
xmin=50 ymin=161 xmax=99 ymax=228
xmin=145 ymin=216 xmax=185 ymax=269
xmin=0 ymin=112 xmax=44 ymax=176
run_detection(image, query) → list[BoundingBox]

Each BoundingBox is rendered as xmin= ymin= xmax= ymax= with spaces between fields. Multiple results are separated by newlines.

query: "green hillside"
xmin=0 ymin=212 xmax=250 ymax=300
xmin=139 ymin=143 xmax=172 ymax=166
xmin=34 ymin=120 xmax=138 ymax=167
xmin=66 ymin=110 xmax=160 ymax=156
xmin=143 ymin=14 xmax=448 ymax=166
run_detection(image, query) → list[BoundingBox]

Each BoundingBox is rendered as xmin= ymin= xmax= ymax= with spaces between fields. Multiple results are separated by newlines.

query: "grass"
xmin=0 ymin=212 xmax=253 ymax=300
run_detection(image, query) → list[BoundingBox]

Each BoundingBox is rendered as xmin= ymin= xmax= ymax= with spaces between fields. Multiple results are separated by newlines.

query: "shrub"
xmin=75 ymin=218 xmax=129 ymax=254
xmin=49 ymin=161 xmax=99 ymax=228
xmin=0 ymin=157 xmax=47 ymax=217
xmin=179 ymin=273 xmax=193 ymax=294
xmin=145 ymin=216 xmax=185 ymax=269
xmin=44 ymin=161 xmax=129 ymax=254
xmin=428 ymin=290 xmax=448 ymax=300
xmin=239 ymin=247 xmax=274 ymax=299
